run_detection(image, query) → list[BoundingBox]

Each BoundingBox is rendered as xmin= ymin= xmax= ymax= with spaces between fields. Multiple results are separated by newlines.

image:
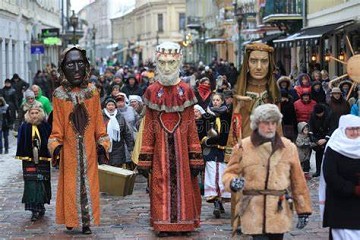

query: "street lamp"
xmin=92 ymin=24 xmax=97 ymax=64
xmin=69 ymin=10 xmax=78 ymax=45
xmin=233 ymin=1 xmax=243 ymax=69
xmin=156 ymin=31 xmax=159 ymax=45
xmin=198 ymin=23 xmax=206 ymax=63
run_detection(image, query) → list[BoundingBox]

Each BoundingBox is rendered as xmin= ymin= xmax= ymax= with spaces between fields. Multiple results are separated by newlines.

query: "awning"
xmin=205 ymin=38 xmax=228 ymax=44
xmin=274 ymin=20 xmax=354 ymax=48
xmin=261 ymin=33 xmax=284 ymax=44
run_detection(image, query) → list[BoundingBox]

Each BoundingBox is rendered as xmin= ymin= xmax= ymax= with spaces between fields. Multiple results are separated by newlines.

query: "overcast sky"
xmin=70 ymin=0 xmax=94 ymax=13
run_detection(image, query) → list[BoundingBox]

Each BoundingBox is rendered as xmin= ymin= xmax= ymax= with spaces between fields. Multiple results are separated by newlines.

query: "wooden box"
xmin=98 ymin=165 xmax=136 ymax=196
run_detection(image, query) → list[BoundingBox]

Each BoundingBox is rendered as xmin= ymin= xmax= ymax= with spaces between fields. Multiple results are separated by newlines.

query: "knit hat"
xmin=313 ymin=104 xmax=325 ymax=114
xmin=128 ymin=95 xmax=143 ymax=103
xmin=24 ymin=89 xmax=35 ymax=99
xmin=331 ymin=87 xmax=342 ymax=94
xmin=112 ymin=84 xmax=121 ymax=91
xmin=104 ymin=97 xmax=116 ymax=106
xmin=250 ymin=104 xmax=282 ymax=130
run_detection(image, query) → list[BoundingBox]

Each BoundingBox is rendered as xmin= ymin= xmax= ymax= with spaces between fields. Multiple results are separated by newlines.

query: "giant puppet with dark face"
xmin=137 ymin=42 xmax=203 ymax=236
xmin=48 ymin=46 xmax=110 ymax=234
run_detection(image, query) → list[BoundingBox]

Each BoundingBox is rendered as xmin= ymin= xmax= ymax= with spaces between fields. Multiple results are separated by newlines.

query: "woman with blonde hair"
xmin=16 ymin=104 xmax=52 ymax=221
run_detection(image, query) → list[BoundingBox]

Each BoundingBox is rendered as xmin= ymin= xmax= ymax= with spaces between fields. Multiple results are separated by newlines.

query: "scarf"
xmin=104 ymin=109 xmax=120 ymax=153
xmin=207 ymin=105 xmax=228 ymax=117
xmin=198 ymin=83 xmax=211 ymax=101
xmin=319 ymin=114 xmax=360 ymax=220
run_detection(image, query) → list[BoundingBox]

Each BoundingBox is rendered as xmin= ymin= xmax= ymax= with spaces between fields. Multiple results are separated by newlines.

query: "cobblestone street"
xmin=0 ymin=136 xmax=328 ymax=239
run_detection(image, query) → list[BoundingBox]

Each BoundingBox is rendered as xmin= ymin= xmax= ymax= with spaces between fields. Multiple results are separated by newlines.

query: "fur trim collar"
xmin=250 ymin=130 xmax=284 ymax=151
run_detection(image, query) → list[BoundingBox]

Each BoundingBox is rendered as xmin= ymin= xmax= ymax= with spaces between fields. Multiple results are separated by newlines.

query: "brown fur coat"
xmin=223 ymin=132 xmax=312 ymax=235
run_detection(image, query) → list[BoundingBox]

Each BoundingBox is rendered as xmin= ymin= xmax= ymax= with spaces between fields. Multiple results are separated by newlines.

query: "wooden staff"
xmin=346 ymin=35 xmax=355 ymax=56
xmin=330 ymin=55 xmax=347 ymax=65
xmin=346 ymin=83 xmax=357 ymax=101
xmin=329 ymin=73 xmax=348 ymax=88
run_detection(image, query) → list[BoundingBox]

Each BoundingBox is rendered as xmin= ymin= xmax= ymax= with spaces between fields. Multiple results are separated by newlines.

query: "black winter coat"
xmin=323 ymin=147 xmax=360 ymax=229
xmin=308 ymin=106 xmax=332 ymax=144
xmin=102 ymin=110 xmax=135 ymax=166
xmin=121 ymin=84 xmax=143 ymax=97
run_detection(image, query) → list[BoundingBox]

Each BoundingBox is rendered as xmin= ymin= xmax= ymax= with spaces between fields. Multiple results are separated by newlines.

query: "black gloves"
xmin=230 ymin=177 xmax=245 ymax=192
xmin=296 ymin=214 xmax=310 ymax=229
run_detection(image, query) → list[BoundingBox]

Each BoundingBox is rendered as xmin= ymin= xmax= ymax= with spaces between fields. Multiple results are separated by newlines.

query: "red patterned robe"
xmin=138 ymin=81 xmax=203 ymax=232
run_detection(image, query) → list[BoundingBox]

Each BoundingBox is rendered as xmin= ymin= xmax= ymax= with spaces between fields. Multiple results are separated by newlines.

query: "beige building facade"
xmin=111 ymin=0 xmax=186 ymax=65
xmin=0 ymin=0 xmax=61 ymax=83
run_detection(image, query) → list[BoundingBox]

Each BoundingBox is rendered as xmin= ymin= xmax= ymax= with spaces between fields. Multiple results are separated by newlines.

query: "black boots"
xmin=219 ymin=201 xmax=225 ymax=213
xmin=31 ymin=211 xmax=40 ymax=221
xmin=65 ymin=226 xmax=92 ymax=234
xmin=213 ymin=200 xmax=221 ymax=218
xmin=82 ymin=226 xmax=92 ymax=234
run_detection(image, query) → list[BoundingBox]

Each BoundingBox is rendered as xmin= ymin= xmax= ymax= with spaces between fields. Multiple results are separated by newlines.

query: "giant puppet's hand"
xmin=51 ymin=145 xmax=63 ymax=167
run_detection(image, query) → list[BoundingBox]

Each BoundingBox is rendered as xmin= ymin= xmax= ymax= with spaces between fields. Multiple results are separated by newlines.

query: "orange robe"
xmin=138 ymin=81 xmax=203 ymax=232
xmin=48 ymin=84 xmax=110 ymax=227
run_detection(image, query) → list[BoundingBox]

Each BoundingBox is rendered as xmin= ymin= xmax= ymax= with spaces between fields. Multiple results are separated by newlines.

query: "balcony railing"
xmin=264 ymin=0 xmax=302 ymax=17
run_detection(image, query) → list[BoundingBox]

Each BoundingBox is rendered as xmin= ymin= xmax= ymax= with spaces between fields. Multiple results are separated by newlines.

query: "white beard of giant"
xmin=156 ymin=68 xmax=180 ymax=86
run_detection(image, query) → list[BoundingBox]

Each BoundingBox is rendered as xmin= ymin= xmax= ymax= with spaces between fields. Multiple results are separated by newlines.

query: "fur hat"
xmin=250 ymin=104 xmax=282 ymax=130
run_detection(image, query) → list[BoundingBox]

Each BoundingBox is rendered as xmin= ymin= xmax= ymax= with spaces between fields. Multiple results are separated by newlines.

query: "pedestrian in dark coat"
xmin=0 ymin=97 xmax=12 ymax=154
xmin=277 ymin=76 xmax=298 ymax=101
xmin=120 ymin=75 xmax=143 ymax=97
xmin=320 ymin=114 xmax=360 ymax=239
xmin=308 ymin=103 xmax=332 ymax=177
xmin=311 ymin=81 xmax=326 ymax=104
xmin=2 ymin=79 xmax=18 ymax=128
xmin=10 ymin=73 xmax=29 ymax=108
xmin=328 ymin=87 xmax=351 ymax=133
xmin=203 ymin=93 xmax=231 ymax=218
xmin=280 ymin=89 xmax=297 ymax=141
xmin=194 ymin=77 xmax=212 ymax=110
xmin=102 ymin=97 xmax=134 ymax=167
